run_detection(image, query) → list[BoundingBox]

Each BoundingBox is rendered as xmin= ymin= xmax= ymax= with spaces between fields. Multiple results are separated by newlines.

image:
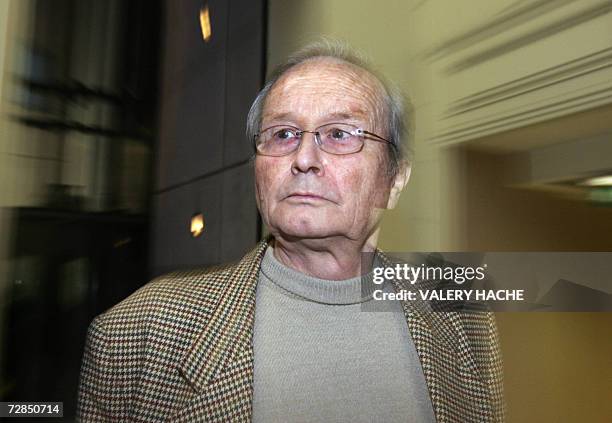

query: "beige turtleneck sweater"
xmin=251 ymin=246 xmax=435 ymax=423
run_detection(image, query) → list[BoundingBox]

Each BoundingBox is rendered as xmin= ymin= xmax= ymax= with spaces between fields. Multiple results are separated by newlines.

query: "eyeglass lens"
xmin=256 ymin=123 xmax=364 ymax=156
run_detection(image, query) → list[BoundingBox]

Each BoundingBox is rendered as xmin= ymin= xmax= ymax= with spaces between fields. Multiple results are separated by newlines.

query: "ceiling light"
xmin=582 ymin=175 xmax=612 ymax=187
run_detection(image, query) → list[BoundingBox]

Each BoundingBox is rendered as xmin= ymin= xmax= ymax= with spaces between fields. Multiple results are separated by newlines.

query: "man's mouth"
xmin=286 ymin=192 xmax=327 ymax=201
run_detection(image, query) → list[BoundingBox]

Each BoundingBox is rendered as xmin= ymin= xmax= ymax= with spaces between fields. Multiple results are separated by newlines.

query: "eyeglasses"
xmin=253 ymin=122 xmax=393 ymax=157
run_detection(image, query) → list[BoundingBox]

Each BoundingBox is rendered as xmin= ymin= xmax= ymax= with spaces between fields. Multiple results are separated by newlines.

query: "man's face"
xmin=255 ymin=58 xmax=395 ymax=244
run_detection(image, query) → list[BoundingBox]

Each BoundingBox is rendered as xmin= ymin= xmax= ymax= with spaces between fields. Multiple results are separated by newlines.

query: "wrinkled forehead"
xmin=263 ymin=58 xmax=387 ymax=129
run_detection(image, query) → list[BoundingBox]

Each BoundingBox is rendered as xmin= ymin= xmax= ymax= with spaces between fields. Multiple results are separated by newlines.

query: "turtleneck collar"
xmin=259 ymin=245 xmax=380 ymax=305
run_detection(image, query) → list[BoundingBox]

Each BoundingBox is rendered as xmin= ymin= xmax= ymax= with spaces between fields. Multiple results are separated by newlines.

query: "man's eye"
xmin=273 ymin=128 xmax=296 ymax=140
xmin=329 ymin=128 xmax=350 ymax=140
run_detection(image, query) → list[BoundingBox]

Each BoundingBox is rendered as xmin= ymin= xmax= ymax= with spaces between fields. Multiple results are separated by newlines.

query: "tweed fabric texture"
xmin=77 ymin=239 xmax=505 ymax=422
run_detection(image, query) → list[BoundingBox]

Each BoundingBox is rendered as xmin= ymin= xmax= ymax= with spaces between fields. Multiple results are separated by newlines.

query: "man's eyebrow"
xmin=326 ymin=111 xmax=367 ymax=121
xmin=263 ymin=112 xmax=294 ymax=122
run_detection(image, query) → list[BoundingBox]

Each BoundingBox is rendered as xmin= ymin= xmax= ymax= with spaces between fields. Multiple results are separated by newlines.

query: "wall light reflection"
xmin=199 ymin=5 xmax=212 ymax=42
xmin=191 ymin=213 xmax=205 ymax=237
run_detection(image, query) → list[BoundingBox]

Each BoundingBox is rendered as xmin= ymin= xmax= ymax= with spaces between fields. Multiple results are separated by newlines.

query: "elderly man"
xmin=77 ymin=42 xmax=504 ymax=422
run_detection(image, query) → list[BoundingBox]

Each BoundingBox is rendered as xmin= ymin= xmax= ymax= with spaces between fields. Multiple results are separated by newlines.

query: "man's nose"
xmin=291 ymin=132 xmax=323 ymax=175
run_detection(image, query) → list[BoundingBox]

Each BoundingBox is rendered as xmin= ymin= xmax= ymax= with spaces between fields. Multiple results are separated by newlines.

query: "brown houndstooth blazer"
xmin=77 ymin=238 xmax=505 ymax=422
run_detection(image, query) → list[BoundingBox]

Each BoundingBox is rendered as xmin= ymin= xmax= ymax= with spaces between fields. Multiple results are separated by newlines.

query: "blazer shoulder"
xmin=94 ymin=260 xmax=242 ymax=336
xmin=77 ymin=261 xmax=248 ymax=422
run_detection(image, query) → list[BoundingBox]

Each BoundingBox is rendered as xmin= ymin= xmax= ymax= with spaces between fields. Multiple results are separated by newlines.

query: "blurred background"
xmin=0 ymin=0 xmax=611 ymax=421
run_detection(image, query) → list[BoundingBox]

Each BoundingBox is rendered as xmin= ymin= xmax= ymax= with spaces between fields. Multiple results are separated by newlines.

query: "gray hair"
xmin=246 ymin=40 xmax=411 ymax=177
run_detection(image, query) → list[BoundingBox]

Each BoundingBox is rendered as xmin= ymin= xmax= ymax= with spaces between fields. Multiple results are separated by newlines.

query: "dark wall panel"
xmin=223 ymin=0 xmax=266 ymax=164
xmin=220 ymin=162 xmax=259 ymax=260
xmin=156 ymin=0 xmax=229 ymax=191
xmin=152 ymin=174 xmax=223 ymax=273
xmin=151 ymin=0 xmax=264 ymax=276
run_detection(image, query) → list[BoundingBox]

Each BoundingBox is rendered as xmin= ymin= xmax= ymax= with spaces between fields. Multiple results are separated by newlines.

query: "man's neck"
xmin=271 ymin=234 xmax=378 ymax=280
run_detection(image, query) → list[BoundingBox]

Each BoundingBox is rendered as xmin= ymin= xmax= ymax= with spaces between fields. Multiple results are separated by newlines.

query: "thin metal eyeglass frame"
xmin=253 ymin=123 xmax=394 ymax=157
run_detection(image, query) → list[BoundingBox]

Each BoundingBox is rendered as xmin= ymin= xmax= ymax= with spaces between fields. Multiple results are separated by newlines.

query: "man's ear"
xmin=386 ymin=161 xmax=411 ymax=209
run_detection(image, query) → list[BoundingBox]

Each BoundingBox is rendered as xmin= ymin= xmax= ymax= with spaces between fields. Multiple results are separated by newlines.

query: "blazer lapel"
xmin=172 ymin=240 xmax=269 ymax=422
xmin=400 ymin=302 xmax=492 ymax=422
xmin=379 ymin=251 xmax=493 ymax=422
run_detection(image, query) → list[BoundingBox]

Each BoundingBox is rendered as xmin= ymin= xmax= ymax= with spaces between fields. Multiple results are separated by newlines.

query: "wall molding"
xmin=446 ymin=47 xmax=612 ymax=117
xmin=431 ymin=82 xmax=612 ymax=145
xmin=426 ymin=0 xmax=612 ymax=146
xmin=445 ymin=0 xmax=612 ymax=73
xmin=426 ymin=0 xmax=576 ymax=60
xmin=424 ymin=0 xmax=612 ymax=74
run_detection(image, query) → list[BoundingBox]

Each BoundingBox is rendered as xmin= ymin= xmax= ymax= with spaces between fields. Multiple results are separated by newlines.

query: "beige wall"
xmin=497 ymin=313 xmax=612 ymax=423
xmin=267 ymin=1 xmax=612 ymax=421
xmin=463 ymin=149 xmax=612 ymax=251
xmin=462 ymin=148 xmax=612 ymax=422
